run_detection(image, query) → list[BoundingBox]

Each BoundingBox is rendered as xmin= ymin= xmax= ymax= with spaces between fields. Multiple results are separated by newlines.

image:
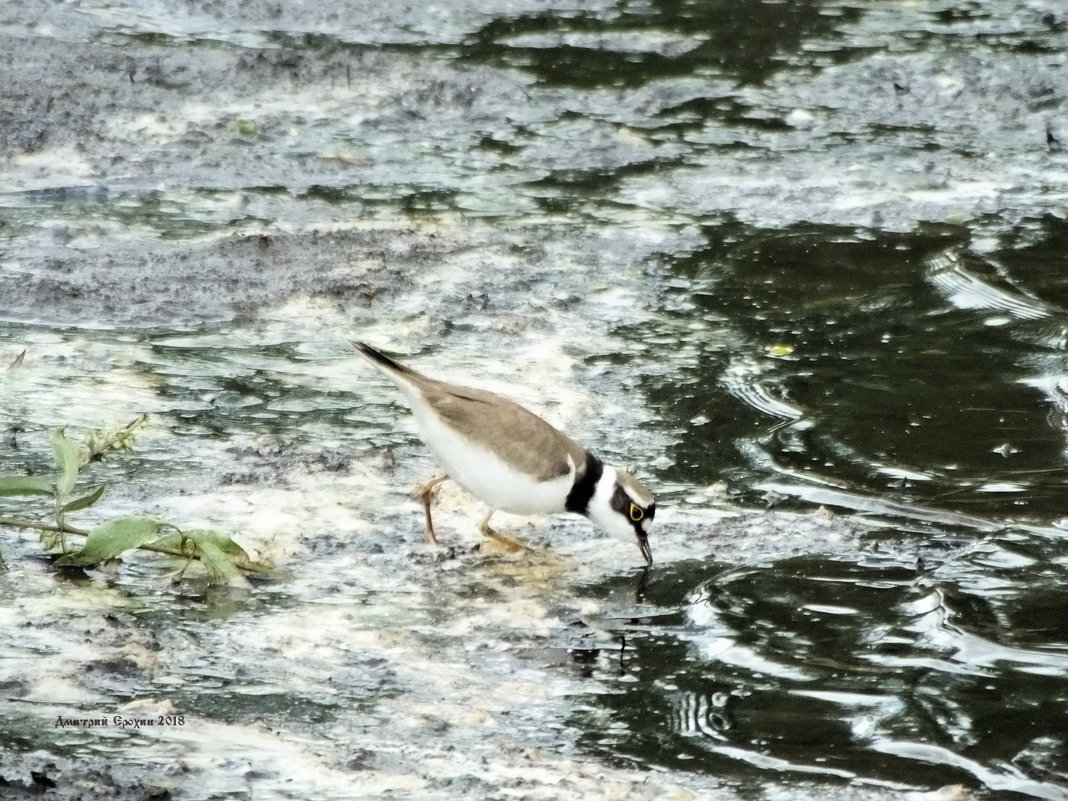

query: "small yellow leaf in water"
xmin=235 ymin=119 xmax=258 ymax=137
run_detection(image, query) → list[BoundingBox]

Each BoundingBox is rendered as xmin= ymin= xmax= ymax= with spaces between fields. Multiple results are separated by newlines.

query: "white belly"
xmin=412 ymin=405 xmax=573 ymax=515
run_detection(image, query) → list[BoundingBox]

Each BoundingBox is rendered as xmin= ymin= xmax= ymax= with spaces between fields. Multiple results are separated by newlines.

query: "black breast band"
xmin=565 ymin=451 xmax=603 ymax=515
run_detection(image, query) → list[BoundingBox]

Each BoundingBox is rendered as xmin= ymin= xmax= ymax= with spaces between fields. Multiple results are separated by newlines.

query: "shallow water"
xmin=1 ymin=0 xmax=1067 ymax=799
xmin=574 ymin=538 xmax=1068 ymax=798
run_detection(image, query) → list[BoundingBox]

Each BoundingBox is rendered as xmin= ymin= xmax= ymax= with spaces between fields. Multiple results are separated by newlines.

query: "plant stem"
xmin=0 ymin=515 xmax=87 ymax=535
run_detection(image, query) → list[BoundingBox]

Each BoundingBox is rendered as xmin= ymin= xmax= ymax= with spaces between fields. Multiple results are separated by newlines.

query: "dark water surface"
xmin=588 ymin=224 xmax=1068 ymax=796
xmin=575 ymin=540 xmax=1067 ymax=797
xmin=2 ymin=0 xmax=1067 ymax=799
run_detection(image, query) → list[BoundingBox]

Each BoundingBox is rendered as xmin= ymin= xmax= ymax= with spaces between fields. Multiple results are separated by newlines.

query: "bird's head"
xmin=586 ymin=466 xmax=656 ymax=565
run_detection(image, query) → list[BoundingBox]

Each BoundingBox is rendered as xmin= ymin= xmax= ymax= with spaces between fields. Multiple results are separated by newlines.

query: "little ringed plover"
xmin=354 ymin=342 xmax=656 ymax=565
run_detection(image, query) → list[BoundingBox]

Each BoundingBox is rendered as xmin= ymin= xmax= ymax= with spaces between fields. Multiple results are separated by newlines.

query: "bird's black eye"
xmin=629 ymin=503 xmax=644 ymax=522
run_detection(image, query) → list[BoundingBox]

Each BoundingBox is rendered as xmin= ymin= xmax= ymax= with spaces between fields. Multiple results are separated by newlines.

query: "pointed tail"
xmin=351 ymin=341 xmax=417 ymax=378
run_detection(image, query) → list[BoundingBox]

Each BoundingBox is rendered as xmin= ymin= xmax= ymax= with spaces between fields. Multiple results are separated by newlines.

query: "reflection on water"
xmin=602 ymin=218 xmax=1068 ymax=798
xmin=464 ymin=0 xmax=840 ymax=87
xmin=576 ymin=536 xmax=1068 ymax=799
xmin=643 ymin=219 xmax=1068 ymax=524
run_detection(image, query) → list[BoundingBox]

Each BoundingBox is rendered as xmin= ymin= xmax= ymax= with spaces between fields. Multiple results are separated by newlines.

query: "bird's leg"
xmin=478 ymin=509 xmax=534 ymax=553
xmin=413 ymin=475 xmax=448 ymax=544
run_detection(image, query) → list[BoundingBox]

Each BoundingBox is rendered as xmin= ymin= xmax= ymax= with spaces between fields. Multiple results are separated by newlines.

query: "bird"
xmin=353 ymin=341 xmax=656 ymax=565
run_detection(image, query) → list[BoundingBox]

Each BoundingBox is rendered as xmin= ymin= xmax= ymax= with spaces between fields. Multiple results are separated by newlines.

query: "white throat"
xmin=585 ymin=466 xmax=634 ymax=543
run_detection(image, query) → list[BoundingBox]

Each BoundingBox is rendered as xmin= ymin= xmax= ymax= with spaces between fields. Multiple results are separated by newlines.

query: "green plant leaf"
xmin=153 ymin=529 xmax=269 ymax=581
xmin=191 ymin=536 xmax=246 ymax=586
xmin=0 ymin=475 xmax=54 ymax=497
xmin=61 ymin=484 xmax=106 ymax=513
xmin=149 ymin=531 xmax=197 ymax=557
xmin=153 ymin=529 xmax=249 ymax=558
xmin=186 ymin=529 xmax=252 ymax=560
xmin=54 ymin=516 xmax=163 ymax=567
xmin=51 ymin=428 xmax=80 ymax=498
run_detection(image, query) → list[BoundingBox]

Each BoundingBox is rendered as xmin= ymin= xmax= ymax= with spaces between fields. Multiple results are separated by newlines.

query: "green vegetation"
xmin=0 ymin=417 xmax=271 ymax=586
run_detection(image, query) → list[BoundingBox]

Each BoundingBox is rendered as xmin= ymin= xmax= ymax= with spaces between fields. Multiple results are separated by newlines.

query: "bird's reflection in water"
xmin=564 ymin=565 xmax=676 ymax=677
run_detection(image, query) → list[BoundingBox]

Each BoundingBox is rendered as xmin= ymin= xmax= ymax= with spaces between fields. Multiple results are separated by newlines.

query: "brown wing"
xmin=419 ymin=380 xmax=587 ymax=483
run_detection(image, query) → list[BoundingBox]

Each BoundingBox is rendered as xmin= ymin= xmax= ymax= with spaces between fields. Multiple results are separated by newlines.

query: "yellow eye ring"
xmin=629 ymin=503 xmax=644 ymax=522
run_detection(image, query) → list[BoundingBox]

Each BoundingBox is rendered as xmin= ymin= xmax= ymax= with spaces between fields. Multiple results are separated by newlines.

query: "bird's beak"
xmin=637 ymin=530 xmax=653 ymax=566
